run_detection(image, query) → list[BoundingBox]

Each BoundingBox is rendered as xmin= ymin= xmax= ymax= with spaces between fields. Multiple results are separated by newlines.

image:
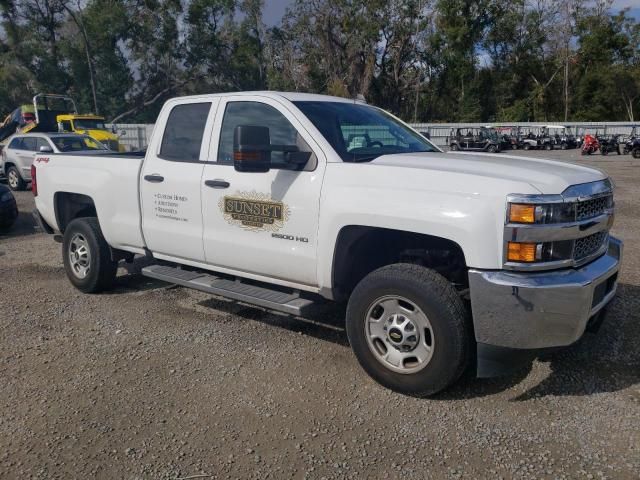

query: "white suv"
xmin=1 ymin=133 xmax=108 ymax=190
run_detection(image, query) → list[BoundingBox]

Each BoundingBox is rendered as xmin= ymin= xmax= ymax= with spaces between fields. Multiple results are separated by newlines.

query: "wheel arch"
xmin=330 ymin=225 xmax=468 ymax=301
xmin=54 ymin=192 xmax=98 ymax=233
xmin=4 ymin=161 xmax=17 ymax=175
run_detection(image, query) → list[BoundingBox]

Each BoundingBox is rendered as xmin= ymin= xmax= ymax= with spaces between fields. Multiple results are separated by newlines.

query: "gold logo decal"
xmin=219 ymin=191 xmax=290 ymax=231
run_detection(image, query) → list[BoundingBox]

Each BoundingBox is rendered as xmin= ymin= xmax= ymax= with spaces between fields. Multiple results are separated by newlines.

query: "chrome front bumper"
xmin=468 ymin=236 xmax=622 ymax=350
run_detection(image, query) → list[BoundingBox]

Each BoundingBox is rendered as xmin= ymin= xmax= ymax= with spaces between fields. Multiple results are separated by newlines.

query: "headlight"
xmin=506 ymin=240 xmax=575 ymax=263
xmin=507 ymin=202 xmax=577 ymax=224
xmin=504 ymin=182 xmax=614 ymax=270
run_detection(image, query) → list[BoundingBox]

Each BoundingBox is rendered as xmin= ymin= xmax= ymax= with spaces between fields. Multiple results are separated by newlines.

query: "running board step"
xmin=141 ymin=265 xmax=314 ymax=316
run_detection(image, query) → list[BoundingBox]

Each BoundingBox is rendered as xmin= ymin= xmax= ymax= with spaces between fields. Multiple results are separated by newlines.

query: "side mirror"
xmin=39 ymin=145 xmax=53 ymax=153
xmin=233 ymin=125 xmax=271 ymax=173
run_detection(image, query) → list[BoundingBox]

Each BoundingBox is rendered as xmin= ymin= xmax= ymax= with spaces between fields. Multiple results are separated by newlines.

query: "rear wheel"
xmin=602 ymin=147 xmax=609 ymax=156
xmin=346 ymin=264 xmax=471 ymax=397
xmin=523 ymin=143 xmax=531 ymax=151
xmin=487 ymin=145 xmax=497 ymax=153
xmin=450 ymin=143 xmax=459 ymax=151
xmin=6 ymin=166 xmax=26 ymax=191
xmin=62 ymin=217 xmax=118 ymax=293
xmin=633 ymin=148 xmax=640 ymax=159
xmin=561 ymin=142 xmax=568 ymax=150
xmin=545 ymin=143 xmax=552 ymax=151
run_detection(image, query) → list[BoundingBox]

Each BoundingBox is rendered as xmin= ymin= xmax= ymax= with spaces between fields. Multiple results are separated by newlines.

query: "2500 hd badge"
xmin=271 ymin=233 xmax=309 ymax=243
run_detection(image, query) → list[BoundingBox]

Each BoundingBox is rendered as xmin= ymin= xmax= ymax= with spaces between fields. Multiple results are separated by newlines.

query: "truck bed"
xmin=34 ymin=152 xmax=146 ymax=253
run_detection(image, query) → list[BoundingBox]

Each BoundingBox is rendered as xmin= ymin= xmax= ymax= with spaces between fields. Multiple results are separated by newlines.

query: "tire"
xmin=6 ymin=166 xmax=26 ymax=191
xmin=62 ymin=217 xmax=118 ymax=293
xmin=523 ymin=144 xmax=531 ymax=151
xmin=601 ymin=147 xmax=608 ymax=156
xmin=450 ymin=144 xmax=459 ymax=151
xmin=511 ymin=143 xmax=518 ymax=150
xmin=487 ymin=145 xmax=497 ymax=153
xmin=561 ymin=142 xmax=568 ymax=150
xmin=545 ymin=143 xmax=552 ymax=151
xmin=346 ymin=264 xmax=472 ymax=397
xmin=633 ymin=148 xmax=640 ymax=159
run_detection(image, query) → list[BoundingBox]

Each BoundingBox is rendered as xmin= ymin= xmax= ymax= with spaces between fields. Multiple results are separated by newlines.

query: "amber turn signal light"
xmin=507 ymin=242 xmax=538 ymax=262
xmin=509 ymin=204 xmax=536 ymax=223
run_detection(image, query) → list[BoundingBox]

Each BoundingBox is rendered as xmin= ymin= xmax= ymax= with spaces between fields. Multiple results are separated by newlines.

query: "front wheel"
xmin=633 ymin=148 xmax=640 ymax=159
xmin=450 ymin=143 xmax=459 ymax=151
xmin=62 ymin=217 xmax=118 ymax=293
xmin=346 ymin=264 xmax=471 ymax=397
xmin=545 ymin=143 xmax=552 ymax=151
xmin=602 ymin=147 xmax=609 ymax=156
xmin=487 ymin=145 xmax=497 ymax=153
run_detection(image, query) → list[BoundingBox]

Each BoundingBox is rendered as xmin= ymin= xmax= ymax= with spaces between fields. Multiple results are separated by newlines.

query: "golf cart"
xmin=490 ymin=126 xmax=519 ymax=150
xmin=622 ymin=125 xmax=640 ymax=158
xmin=448 ymin=127 xmax=501 ymax=153
xmin=516 ymin=126 xmax=543 ymax=150
xmin=539 ymin=125 xmax=577 ymax=150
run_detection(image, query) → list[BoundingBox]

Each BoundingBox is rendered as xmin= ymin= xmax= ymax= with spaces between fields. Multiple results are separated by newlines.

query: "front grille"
xmin=576 ymin=195 xmax=611 ymax=220
xmin=574 ymin=231 xmax=608 ymax=260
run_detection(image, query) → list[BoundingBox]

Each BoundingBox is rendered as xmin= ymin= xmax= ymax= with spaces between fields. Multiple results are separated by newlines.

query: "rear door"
xmin=12 ymin=137 xmax=37 ymax=179
xmin=140 ymin=99 xmax=219 ymax=262
xmin=200 ymin=96 xmax=325 ymax=286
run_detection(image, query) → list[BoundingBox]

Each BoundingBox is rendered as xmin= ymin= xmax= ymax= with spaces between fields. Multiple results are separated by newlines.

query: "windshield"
xmin=293 ymin=101 xmax=438 ymax=162
xmin=52 ymin=136 xmax=107 ymax=152
xmin=73 ymin=119 xmax=106 ymax=130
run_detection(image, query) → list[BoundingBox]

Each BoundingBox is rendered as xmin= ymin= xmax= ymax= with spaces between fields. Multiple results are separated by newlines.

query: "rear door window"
xmin=159 ymin=103 xmax=211 ymax=161
xmin=21 ymin=137 xmax=38 ymax=151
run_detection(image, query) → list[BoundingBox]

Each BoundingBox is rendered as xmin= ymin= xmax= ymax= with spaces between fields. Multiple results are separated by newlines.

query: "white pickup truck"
xmin=31 ymin=92 xmax=622 ymax=396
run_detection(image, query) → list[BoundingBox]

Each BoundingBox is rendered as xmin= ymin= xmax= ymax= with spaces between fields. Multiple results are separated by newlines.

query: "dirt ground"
xmin=0 ymin=149 xmax=638 ymax=479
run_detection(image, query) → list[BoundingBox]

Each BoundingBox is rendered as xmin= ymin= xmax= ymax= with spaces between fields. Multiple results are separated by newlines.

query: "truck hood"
xmin=370 ymin=151 xmax=606 ymax=194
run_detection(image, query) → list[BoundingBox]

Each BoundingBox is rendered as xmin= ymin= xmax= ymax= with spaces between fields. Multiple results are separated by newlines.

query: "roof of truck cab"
xmin=169 ymin=91 xmax=362 ymax=104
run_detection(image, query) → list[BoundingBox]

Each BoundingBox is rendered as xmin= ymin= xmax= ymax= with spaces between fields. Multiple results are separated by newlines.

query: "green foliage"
xmin=0 ymin=0 xmax=638 ymax=122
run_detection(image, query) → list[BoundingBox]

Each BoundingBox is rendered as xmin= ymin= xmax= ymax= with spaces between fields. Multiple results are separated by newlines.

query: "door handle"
xmin=144 ymin=174 xmax=164 ymax=183
xmin=205 ymin=179 xmax=230 ymax=189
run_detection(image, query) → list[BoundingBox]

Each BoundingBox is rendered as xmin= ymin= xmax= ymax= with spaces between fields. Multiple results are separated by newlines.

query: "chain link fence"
xmin=110 ymin=122 xmax=638 ymax=151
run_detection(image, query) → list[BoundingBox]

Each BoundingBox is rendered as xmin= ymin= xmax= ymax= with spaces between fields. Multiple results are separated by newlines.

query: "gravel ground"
xmin=0 ymin=149 xmax=638 ymax=479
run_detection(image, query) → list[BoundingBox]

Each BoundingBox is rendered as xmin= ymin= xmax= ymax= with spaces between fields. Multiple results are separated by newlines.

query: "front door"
xmin=140 ymin=99 xmax=218 ymax=262
xmin=200 ymin=96 xmax=326 ymax=287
